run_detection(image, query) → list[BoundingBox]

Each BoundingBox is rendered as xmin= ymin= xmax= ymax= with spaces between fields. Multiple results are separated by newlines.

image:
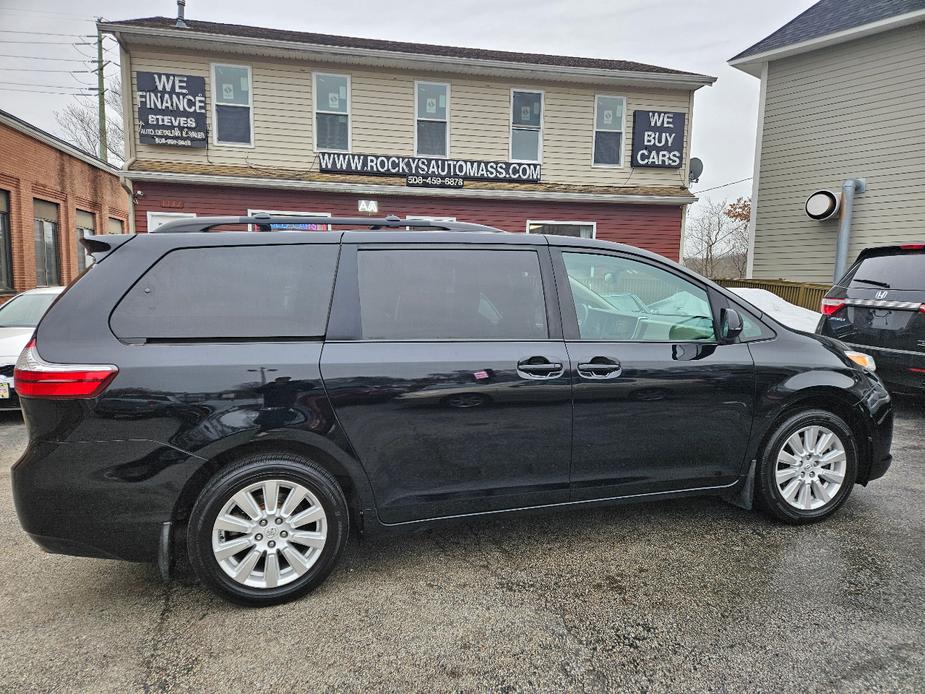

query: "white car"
xmin=0 ymin=286 xmax=64 ymax=409
xmin=728 ymin=287 xmax=822 ymax=333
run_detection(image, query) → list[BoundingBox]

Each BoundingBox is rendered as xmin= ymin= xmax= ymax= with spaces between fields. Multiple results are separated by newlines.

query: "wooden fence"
xmin=712 ymin=278 xmax=830 ymax=311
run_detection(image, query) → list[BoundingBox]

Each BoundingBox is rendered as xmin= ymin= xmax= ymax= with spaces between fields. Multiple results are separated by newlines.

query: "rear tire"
xmin=187 ymin=452 xmax=349 ymax=606
xmin=756 ymin=409 xmax=858 ymax=524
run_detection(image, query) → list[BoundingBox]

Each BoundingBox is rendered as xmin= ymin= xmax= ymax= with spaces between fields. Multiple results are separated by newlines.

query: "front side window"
xmin=527 ymin=221 xmax=595 ymax=239
xmin=563 ymin=252 xmax=715 ymax=342
xmin=33 ymin=199 xmax=60 ymax=286
xmin=213 ymin=64 xmax=252 ymax=145
xmin=111 ymin=245 xmax=339 ymax=341
xmin=415 ymin=82 xmax=449 ymax=157
xmin=511 ymin=90 xmax=542 ymax=162
xmin=314 ymin=73 xmax=350 ymax=151
xmin=593 ymin=95 xmax=625 ymax=166
xmin=0 ymin=190 xmax=12 ymax=290
xmin=358 ymin=249 xmax=548 ymax=340
xmin=75 ymin=209 xmax=95 ymax=272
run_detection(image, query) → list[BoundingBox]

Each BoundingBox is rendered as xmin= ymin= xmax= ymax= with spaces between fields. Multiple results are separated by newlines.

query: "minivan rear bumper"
xmin=11 ymin=438 xmax=194 ymax=562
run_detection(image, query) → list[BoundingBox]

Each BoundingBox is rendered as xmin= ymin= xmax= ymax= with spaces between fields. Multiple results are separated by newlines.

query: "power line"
xmin=692 ymin=176 xmax=753 ymax=195
xmin=0 ymin=30 xmax=85 ymax=37
xmin=0 ymin=53 xmax=89 ymax=61
xmin=0 ymin=67 xmax=92 ymax=73
xmin=0 ymin=39 xmax=95 ymax=45
xmin=0 ymin=86 xmax=97 ymax=95
xmin=0 ymin=80 xmax=97 ymax=89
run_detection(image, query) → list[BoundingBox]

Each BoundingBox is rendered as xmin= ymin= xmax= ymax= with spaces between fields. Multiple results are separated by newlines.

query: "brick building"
xmin=0 ymin=109 xmax=130 ymax=301
xmin=102 ymin=15 xmax=715 ymax=254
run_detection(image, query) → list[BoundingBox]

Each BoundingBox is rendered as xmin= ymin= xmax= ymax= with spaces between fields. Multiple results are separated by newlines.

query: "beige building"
xmin=730 ymin=0 xmax=925 ymax=283
xmin=101 ymin=14 xmax=715 ymax=258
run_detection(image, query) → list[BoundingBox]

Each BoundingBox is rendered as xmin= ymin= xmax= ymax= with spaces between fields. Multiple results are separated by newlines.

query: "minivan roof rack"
xmin=149 ymin=214 xmax=505 ymax=234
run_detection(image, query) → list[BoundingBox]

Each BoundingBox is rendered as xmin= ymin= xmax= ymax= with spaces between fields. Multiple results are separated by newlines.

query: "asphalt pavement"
xmin=0 ymin=399 xmax=923 ymax=693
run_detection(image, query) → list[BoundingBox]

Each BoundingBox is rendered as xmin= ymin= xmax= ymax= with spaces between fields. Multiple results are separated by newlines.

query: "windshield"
xmin=847 ymin=253 xmax=925 ymax=290
xmin=0 ymin=293 xmax=58 ymax=328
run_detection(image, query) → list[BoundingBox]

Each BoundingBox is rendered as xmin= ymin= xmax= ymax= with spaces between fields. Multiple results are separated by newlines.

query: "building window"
xmin=527 ymin=220 xmax=596 ymax=239
xmin=247 ymin=209 xmax=331 ymax=231
xmin=33 ymin=199 xmax=60 ymax=286
xmin=314 ymin=73 xmax=350 ymax=152
xmin=511 ymin=90 xmax=543 ymax=163
xmin=593 ymin=95 xmax=626 ymax=167
xmin=75 ymin=210 xmax=96 ymax=273
xmin=147 ymin=211 xmax=196 ymax=232
xmin=0 ymin=190 xmax=12 ymax=290
xmin=107 ymin=217 xmax=125 ymax=234
xmin=415 ymin=82 xmax=449 ymax=157
xmin=212 ymin=64 xmax=252 ymax=145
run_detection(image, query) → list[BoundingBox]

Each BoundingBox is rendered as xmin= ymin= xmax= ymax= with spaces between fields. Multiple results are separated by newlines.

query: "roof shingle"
xmin=104 ymin=16 xmax=710 ymax=78
xmin=732 ymin=0 xmax=925 ymax=62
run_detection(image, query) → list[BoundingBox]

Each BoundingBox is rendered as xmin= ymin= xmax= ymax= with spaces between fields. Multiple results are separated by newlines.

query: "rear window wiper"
xmin=852 ymin=278 xmax=891 ymax=288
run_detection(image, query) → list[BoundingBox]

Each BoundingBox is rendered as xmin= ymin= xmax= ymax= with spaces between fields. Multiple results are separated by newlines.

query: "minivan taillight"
xmin=14 ymin=339 xmax=117 ymax=399
xmin=820 ymin=298 xmax=846 ymax=316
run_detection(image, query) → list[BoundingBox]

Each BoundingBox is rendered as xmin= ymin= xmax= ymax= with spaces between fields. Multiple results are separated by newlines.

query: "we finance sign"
xmin=137 ymin=72 xmax=207 ymax=148
xmin=631 ymin=111 xmax=686 ymax=168
xmin=318 ymin=152 xmax=541 ymax=184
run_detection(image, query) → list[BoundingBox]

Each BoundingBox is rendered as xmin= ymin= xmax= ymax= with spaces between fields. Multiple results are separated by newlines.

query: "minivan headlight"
xmin=845 ymin=350 xmax=876 ymax=372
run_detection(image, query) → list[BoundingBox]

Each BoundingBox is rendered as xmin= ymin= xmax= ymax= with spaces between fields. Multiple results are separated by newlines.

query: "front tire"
xmin=756 ymin=409 xmax=858 ymax=524
xmin=187 ymin=452 xmax=349 ymax=606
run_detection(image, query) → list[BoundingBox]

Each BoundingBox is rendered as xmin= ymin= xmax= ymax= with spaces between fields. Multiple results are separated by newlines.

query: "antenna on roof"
xmin=176 ymin=0 xmax=188 ymax=28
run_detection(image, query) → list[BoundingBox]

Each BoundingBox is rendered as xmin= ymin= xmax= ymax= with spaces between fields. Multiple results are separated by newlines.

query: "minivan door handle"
xmin=577 ymin=357 xmax=622 ymax=380
xmin=517 ymin=357 xmax=564 ymax=380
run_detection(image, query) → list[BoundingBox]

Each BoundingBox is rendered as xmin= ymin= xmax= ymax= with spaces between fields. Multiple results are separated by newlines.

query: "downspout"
xmin=833 ymin=178 xmax=866 ymax=281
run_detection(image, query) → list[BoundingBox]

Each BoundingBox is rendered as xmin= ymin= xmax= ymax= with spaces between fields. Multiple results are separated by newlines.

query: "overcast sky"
xmin=0 ymin=0 xmax=815 ymax=213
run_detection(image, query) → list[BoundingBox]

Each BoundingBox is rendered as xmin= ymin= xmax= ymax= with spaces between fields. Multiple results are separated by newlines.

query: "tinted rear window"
xmin=847 ymin=252 xmax=925 ymax=290
xmin=111 ymin=245 xmax=338 ymax=340
xmin=357 ymin=249 xmax=548 ymax=340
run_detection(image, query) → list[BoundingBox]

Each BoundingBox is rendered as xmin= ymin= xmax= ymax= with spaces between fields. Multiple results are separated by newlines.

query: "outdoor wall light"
xmin=805 ymin=189 xmax=840 ymax=220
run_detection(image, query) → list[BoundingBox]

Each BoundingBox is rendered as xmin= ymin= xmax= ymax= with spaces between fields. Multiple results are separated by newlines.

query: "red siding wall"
xmin=134 ymin=182 xmax=684 ymax=259
xmin=0 ymin=122 xmax=129 ymax=299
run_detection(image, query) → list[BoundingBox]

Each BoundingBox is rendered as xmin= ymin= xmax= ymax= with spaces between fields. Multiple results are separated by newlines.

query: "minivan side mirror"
xmin=721 ymin=307 xmax=744 ymax=341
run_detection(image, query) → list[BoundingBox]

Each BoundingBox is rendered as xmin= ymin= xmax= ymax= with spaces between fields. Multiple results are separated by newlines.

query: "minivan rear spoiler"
xmin=78 ymin=233 xmax=136 ymax=262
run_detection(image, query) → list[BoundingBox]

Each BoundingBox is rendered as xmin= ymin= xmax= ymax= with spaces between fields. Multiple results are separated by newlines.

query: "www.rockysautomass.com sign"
xmin=318 ymin=152 xmax=541 ymax=183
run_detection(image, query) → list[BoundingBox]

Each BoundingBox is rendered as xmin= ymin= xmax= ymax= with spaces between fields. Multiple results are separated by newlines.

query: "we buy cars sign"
xmin=631 ymin=111 xmax=685 ymax=168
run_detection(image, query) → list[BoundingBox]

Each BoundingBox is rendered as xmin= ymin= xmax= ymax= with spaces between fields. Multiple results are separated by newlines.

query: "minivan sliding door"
xmin=321 ymin=243 xmax=571 ymax=524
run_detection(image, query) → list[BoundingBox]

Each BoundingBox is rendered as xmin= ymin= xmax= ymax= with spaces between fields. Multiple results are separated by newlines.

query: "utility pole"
xmin=95 ymin=20 xmax=108 ymax=162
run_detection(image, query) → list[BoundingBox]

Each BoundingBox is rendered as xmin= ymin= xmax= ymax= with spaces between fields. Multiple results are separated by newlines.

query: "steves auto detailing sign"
xmin=631 ymin=111 xmax=685 ymax=168
xmin=137 ymin=72 xmax=208 ymax=148
xmin=318 ymin=152 xmax=541 ymax=186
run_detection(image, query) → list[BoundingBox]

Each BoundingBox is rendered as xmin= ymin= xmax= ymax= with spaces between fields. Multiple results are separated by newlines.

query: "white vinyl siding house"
xmin=125 ymin=49 xmax=695 ymax=189
xmin=734 ymin=19 xmax=925 ymax=283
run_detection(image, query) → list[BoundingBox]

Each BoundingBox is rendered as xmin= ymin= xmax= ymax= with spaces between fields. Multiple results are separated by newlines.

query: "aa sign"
xmin=631 ymin=110 xmax=686 ymax=168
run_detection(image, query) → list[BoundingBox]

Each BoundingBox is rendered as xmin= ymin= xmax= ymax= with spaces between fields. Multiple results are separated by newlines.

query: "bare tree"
xmin=684 ymin=198 xmax=734 ymax=277
xmin=723 ymin=197 xmax=751 ymax=277
xmin=55 ymin=77 xmax=124 ymax=164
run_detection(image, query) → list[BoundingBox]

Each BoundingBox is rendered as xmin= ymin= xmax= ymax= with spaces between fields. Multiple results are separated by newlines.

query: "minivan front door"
xmin=321 ymin=243 xmax=572 ymax=524
xmin=553 ymin=247 xmax=756 ymax=501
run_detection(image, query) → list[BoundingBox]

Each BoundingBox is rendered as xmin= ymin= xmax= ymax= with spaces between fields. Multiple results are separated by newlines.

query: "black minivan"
xmin=817 ymin=243 xmax=925 ymax=394
xmin=12 ymin=216 xmax=893 ymax=605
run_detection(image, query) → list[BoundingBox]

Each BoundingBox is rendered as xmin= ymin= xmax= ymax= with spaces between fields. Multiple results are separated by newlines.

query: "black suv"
xmin=817 ymin=243 xmax=925 ymax=394
xmin=12 ymin=215 xmax=893 ymax=605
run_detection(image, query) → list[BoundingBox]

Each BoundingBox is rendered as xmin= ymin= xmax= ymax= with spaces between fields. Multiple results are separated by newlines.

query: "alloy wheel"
xmin=211 ymin=479 xmax=328 ymax=589
xmin=775 ymin=425 xmax=847 ymax=511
